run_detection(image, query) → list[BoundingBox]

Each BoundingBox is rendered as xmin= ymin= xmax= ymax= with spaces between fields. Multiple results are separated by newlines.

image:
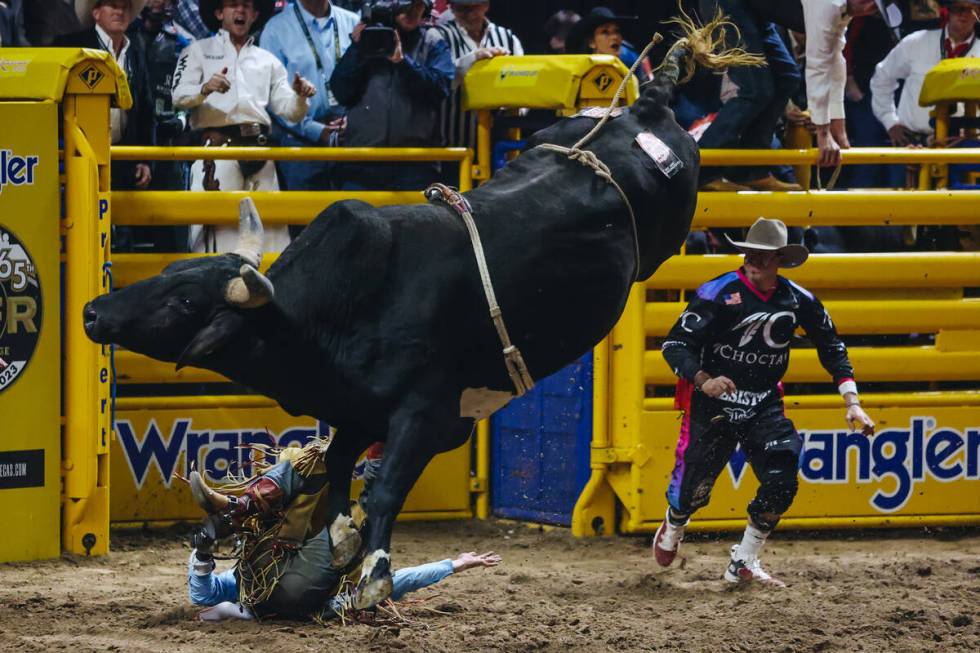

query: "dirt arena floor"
xmin=0 ymin=520 xmax=977 ymax=653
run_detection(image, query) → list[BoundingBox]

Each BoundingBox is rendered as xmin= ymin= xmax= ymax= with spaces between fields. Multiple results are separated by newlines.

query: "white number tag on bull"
xmin=635 ymin=131 xmax=684 ymax=179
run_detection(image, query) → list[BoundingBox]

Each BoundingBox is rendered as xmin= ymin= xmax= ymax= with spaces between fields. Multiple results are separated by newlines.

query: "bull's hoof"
xmin=352 ymin=550 xmax=392 ymax=610
xmin=329 ymin=514 xmax=363 ymax=569
xmin=330 ymin=530 xmax=363 ymax=570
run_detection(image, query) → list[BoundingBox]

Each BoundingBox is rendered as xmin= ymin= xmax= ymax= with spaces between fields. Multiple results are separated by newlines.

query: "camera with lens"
xmin=359 ymin=0 xmax=419 ymax=58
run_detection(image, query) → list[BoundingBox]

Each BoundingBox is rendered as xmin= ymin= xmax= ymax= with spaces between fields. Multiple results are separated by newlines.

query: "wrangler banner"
xmin=110 ymin=405 xmax=472 ymax=523
xmin=632 ymin=405 xmax=980 ymax=530
xmin=0 ymin=102 xmax=60 ymax=562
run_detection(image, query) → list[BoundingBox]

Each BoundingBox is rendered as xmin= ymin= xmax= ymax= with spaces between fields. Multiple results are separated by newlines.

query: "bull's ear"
xmin=225 ymin=264 xmax=274 ymax=309
xmin=176 ymin=311 xmax=244 ymax=371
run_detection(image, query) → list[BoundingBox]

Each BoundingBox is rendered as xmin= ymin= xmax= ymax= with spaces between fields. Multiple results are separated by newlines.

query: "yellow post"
xmin=475 ymin=110 xmax=492 ymax=182
xmin=0 ymin=50 xmax=126 ymax=559
xmin=62 ymin=53 xmax=128 ymax=556
xmin=571 ymin=337 xmax=616 ymax=536
xmin=933 ymin=104 xmax=950 ymax=188
xmin=474 ymin=419 xmax=490 ymax=519
xmin=783 ymin=122 xmax=812 ymax=189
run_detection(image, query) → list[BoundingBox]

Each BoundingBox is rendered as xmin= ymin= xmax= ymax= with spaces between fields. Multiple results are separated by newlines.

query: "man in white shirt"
xmin=801 ymin=0 xmax=897 ymax=166
xmin=871 ymin=0 xmax=980 ymax=146
xmin=172 ymin=0 xmax=317 ymax=254
xmin=434 ymin=0 xmax=522 ymax=150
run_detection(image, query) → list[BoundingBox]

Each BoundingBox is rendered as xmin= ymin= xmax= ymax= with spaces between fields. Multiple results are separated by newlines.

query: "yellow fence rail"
xmin=109 ymin=189 xmax=980 ymax=227
xmin=571 ymin=147 xmax=980 ymax=537
xmin=697 ymin=146 xmax=980 ymax=165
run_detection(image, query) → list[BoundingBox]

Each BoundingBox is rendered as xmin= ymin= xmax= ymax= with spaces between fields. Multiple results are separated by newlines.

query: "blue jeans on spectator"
xmin=697 ymin=0 xmax=801 ymax=184
xmin=842 ymin=94 xmax=905 ymax=189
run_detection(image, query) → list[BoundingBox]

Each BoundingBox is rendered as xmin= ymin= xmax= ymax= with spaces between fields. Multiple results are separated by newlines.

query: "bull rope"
xmin=423 ymin=36 xmax=662 ymax=397
xmin=425 ymin=182 xmax=535 ymax=396
xmin=535 ymin=34 xmax=662 ymax=282
xmin=425 ymin=9 xmax=764 ymax=397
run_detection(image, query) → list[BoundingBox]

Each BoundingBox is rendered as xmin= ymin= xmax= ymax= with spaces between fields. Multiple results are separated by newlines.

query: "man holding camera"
xmin=329 ymin=0 xmax=454 ymax=189
xmin=260 ymin=1 xmax=360 ymax=196
xmin=172 ymin=0 xmax=317 ymax=253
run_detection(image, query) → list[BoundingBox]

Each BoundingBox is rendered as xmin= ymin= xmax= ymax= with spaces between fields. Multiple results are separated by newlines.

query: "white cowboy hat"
xmin=75 ymin=0 xmax=148 ymax=30
xmin=725 ymin=217 xmax=810 ymax=268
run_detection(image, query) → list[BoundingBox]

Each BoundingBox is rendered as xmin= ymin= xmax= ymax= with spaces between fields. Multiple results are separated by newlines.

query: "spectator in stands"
xmin=871 ymin=0 xmax=980 ymax=149
xmin=24 ymin=0 xmax=80 ymax=46
xmin=330 ymin=0 xmax=453 ymax=190
xmin=132 ymin=0 xmax=195 ymax=250
xmin=172 ymin=0 xmax=316 ymax=253
xmin=801 ymin=0 xmax=902 ymax=167
xmin=175 ymin=0 xmax=212 ymax=38
xmin=840 ymin=11 xmax=905 ymax=189
xmin=134 ymin=0 xmax=195 ymax=183
xmin=543 ymin=9 xmax=579 ymax=54
xmin=694 ymin=1 xmax=803 ymax=192
xmin=435 ymin=0 xmax=523 ymax=150
xmin=260 ymin=0 xmax=359 ymax=199
xmin=56 ymin=1 xmax=156 ymax=195
xmin=0 ymin=0 xmax=29 ymax=46
xmin=566 ymin=7 xmax=652 ymax=83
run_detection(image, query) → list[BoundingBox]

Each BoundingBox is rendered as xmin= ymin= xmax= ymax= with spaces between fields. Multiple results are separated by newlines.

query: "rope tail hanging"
xmin=657 ymin=2 xmax=767 ymax=86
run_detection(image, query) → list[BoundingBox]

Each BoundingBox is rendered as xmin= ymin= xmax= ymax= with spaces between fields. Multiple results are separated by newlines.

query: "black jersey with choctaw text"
xmin=661 ymin=268 xmax=854 ymax=422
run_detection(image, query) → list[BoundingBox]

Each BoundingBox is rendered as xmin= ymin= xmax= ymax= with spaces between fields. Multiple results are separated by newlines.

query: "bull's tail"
xmin=653 ymin=4 xmax=766 ymax=92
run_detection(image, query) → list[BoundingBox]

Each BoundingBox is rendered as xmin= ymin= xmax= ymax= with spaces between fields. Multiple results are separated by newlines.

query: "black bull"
xmin=84 ymin=56 xmax=702 ymax=609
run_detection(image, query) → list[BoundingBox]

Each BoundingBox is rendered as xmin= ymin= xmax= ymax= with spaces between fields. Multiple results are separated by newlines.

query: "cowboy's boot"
xmin=190 ymin=471 xmax=285 ymax=528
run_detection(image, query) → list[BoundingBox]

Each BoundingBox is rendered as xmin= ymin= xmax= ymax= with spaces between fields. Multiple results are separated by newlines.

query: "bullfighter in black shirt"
xmin=653 ymin=218 xmax=875 ymax=586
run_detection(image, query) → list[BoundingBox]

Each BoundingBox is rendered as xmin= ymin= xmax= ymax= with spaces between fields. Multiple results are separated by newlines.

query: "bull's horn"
xmin=233 ymin=197 xmax=264 ymax=268
xmin=225 ymin=264 xmax=275 ymax=308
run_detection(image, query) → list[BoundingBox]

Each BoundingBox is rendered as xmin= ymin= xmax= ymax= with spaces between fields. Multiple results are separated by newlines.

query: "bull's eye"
xmin=178 ymin=297 xmax=196 ymax=314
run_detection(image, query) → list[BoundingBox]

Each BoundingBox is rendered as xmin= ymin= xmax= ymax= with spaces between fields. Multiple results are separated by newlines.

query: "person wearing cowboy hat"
xmin=871 ymin=0 xmax=980 ymax=148
xmin=171 ymin=0 xmax=317 ymax=254
xmin=565 ymin=6 xmax=652 ymax=83
xmin=653 ymin=217 xmax=875 ymax=587
xmin=54 ymin=1 xmax=156 ymax=201
xmin=184 ymin=454 xmax=502 ymax=621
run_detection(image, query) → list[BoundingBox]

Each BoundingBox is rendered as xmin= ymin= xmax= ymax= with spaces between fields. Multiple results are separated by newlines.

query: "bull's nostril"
xmin=83 ymin=304 xmax=98 ymax=323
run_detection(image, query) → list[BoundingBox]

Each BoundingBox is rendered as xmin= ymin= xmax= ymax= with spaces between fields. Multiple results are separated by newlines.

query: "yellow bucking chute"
xmin=0 ymin=48 xmax=131 ymax=109
xmin=919 ymin=57 xmax=980 ymax=106
xmin=462 ymin=54 xmax=640 ymax=112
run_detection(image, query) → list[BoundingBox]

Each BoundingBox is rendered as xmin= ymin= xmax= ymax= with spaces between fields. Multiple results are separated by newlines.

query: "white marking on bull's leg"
xmin=360 ymin=549 xmax=390 ymax=581
xmin=329 ymin=513 xmax=362 ymax=569
xmin=460 ymin=387 xmax=515 ymax=419
xmin=354 ymin=549 xmax=393 ymax=609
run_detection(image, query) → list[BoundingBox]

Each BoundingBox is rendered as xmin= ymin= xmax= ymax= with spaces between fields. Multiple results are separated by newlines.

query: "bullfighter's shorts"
xmin=666 ymin=388 xmax=802 ymax=529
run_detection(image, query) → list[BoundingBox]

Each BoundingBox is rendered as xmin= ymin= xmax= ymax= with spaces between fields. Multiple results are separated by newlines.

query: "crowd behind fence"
xmin=9 ymin=1 xmax=980 ymax=256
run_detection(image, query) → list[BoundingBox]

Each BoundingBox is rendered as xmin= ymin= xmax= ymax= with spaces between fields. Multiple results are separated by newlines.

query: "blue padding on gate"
xmin=490 ymin=353 xmax=593 ymax=526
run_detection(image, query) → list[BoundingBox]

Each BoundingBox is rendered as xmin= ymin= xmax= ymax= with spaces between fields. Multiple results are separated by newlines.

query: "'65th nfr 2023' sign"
xmin=0 ymin=225 xmax=42 ymax=392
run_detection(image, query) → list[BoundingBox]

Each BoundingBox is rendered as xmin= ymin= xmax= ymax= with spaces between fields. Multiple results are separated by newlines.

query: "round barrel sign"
xmin=0 ymin=225 xmax=42 ymax=393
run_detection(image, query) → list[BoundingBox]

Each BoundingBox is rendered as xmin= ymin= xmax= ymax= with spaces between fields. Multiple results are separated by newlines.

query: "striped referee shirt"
xmin=435 ymin=18 xmax=524 ymax=149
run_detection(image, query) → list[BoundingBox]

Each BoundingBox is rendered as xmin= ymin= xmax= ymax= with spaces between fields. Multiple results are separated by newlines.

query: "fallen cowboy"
xmin=82 ymin=11 xmax=760 ymax=610
xmin=184 ymin=442 xmax=500 ymax=622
